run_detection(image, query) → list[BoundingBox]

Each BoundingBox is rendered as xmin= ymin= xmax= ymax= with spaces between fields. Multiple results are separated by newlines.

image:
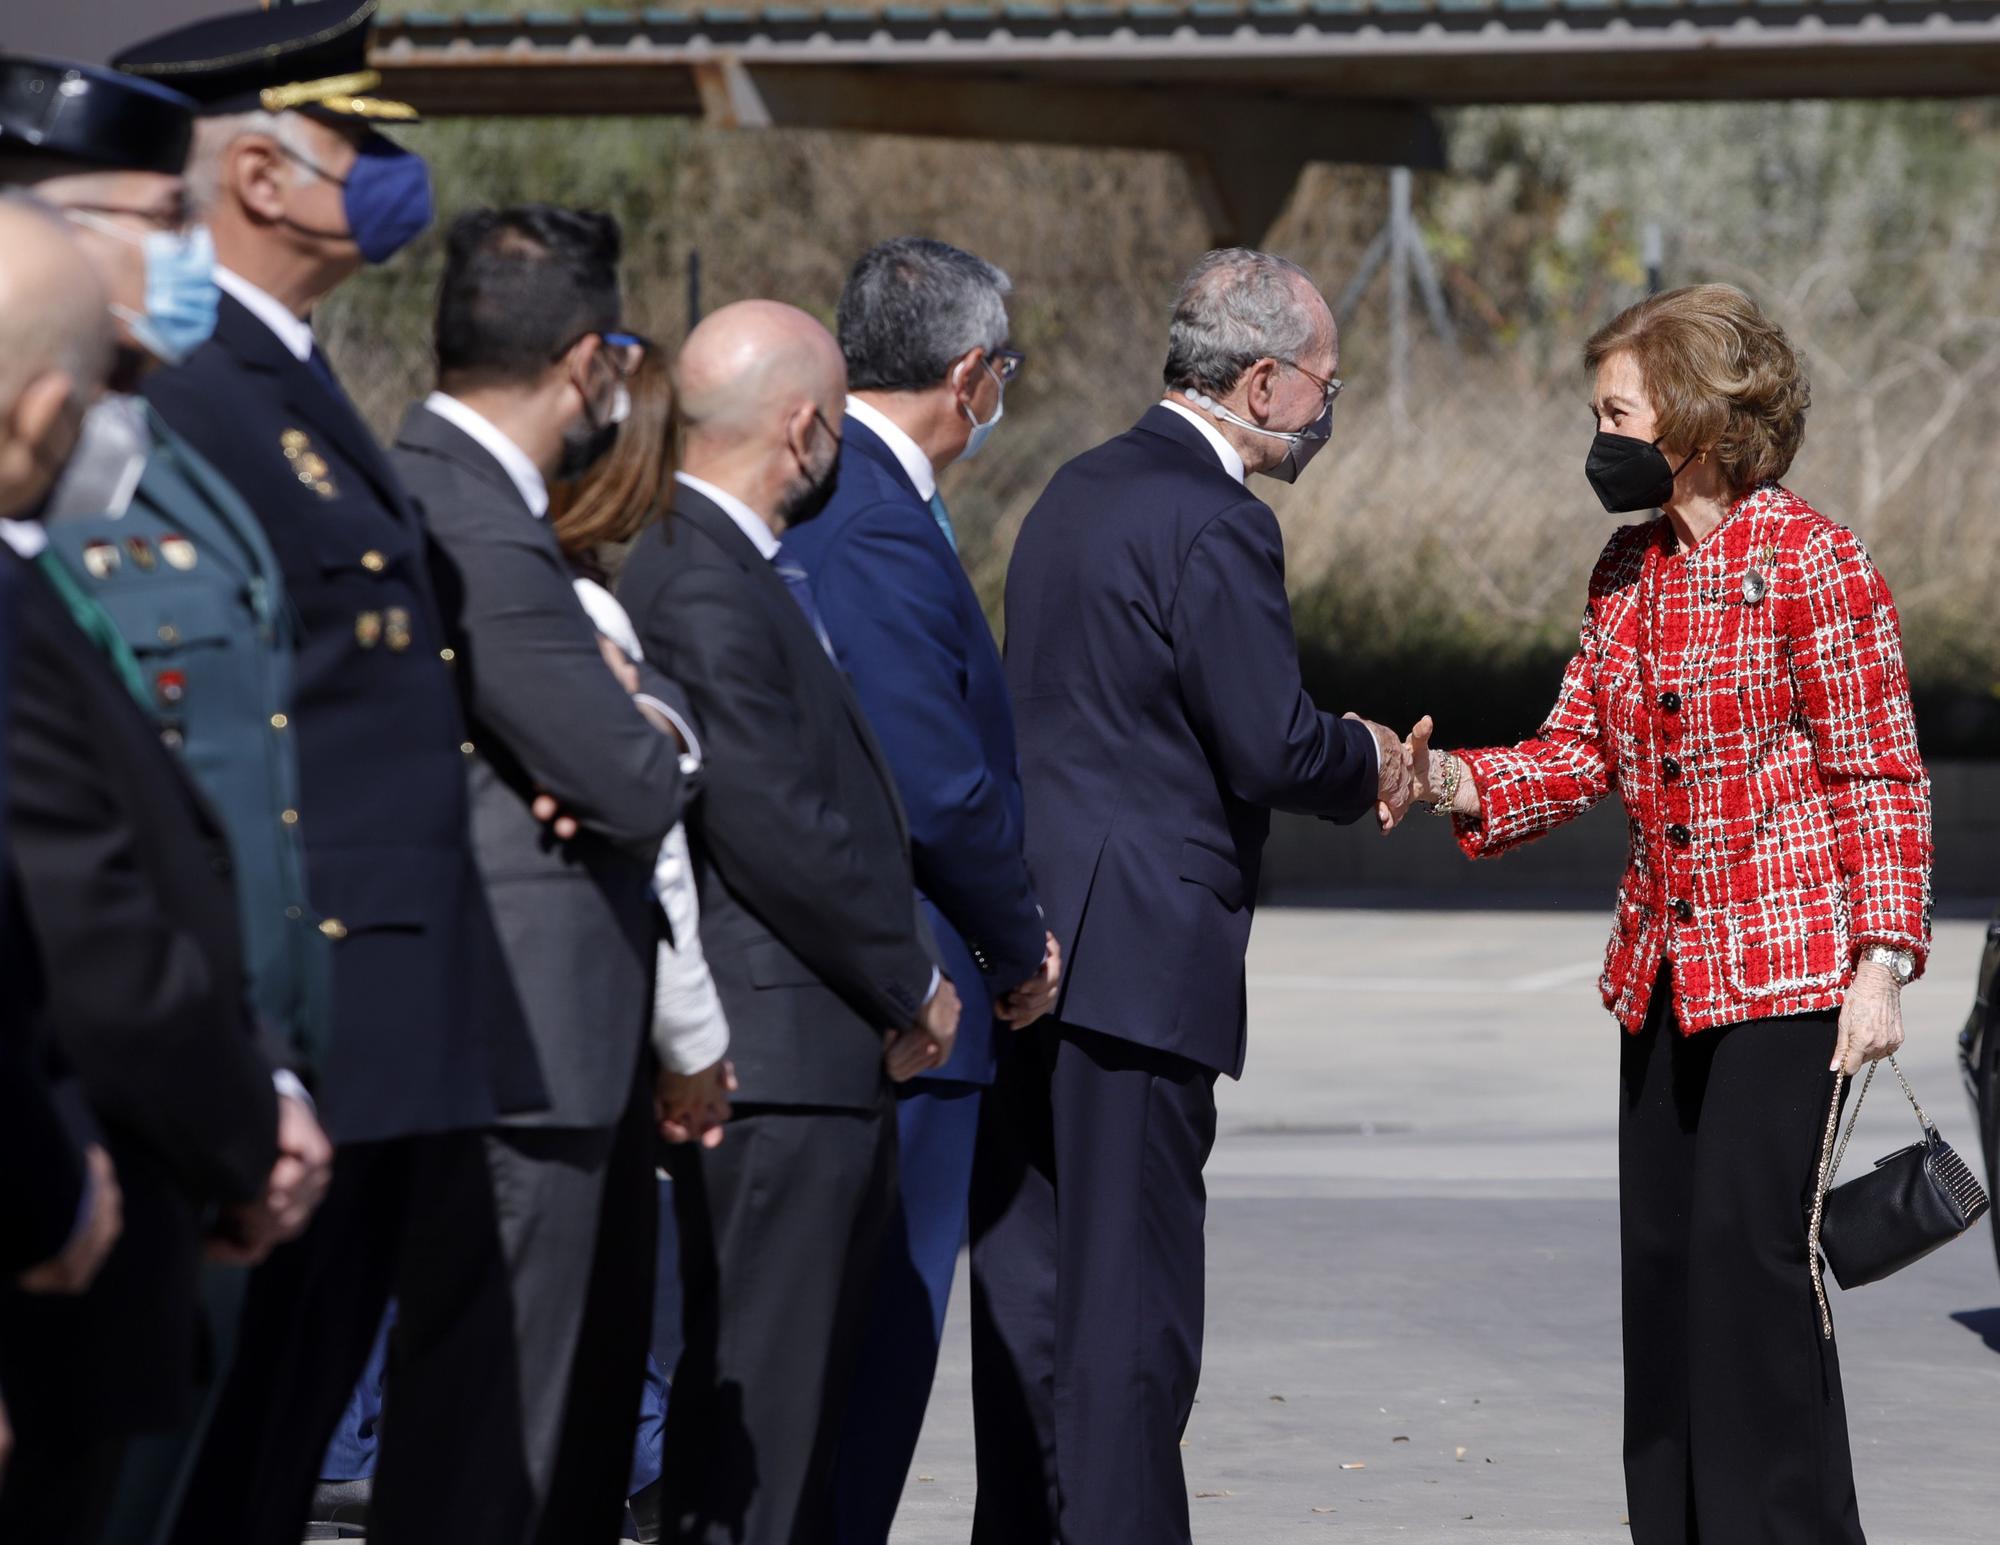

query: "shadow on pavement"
xmin=1948 ymin=1306 xmax=2000 ymax=1355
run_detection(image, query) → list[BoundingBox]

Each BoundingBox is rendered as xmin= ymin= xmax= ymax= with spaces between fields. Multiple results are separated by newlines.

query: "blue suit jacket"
xmin=782 ymin=416 xmax=1045 ymax=1084
xmin=1003 ymin=405 xmax=1378 ymax=1078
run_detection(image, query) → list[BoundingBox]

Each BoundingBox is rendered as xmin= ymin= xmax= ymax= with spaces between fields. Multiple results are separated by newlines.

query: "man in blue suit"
xmin=781 ymin=237 xmax=1060 ymax=1545
xmin=977 ymin=248 xmax=1414 ymax=1545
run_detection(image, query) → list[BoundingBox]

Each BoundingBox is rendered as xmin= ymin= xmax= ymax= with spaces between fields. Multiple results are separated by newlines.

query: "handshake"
xmin=1348 ymin=713 xmax=1451 ymax=834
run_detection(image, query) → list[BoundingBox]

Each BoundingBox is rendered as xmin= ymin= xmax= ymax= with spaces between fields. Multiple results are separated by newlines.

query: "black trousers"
xmin=659 ymin=1102 xmax=897 ymax=1545
xmin=968 ymin=1020 xmax=1219 ymax=1545
xmin=1620 ymin=975 xmax=1866 ymax=1545
xmin=166 ymin=1130 xmax=529 ymax=1545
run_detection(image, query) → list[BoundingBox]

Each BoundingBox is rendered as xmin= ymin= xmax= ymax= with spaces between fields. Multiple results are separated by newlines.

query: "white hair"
xmin=184 ymin=110 xmax=316 ymax=214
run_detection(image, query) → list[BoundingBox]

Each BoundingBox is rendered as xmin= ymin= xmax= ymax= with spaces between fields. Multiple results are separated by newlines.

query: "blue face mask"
xmin=283 ymin=130 xmax=434 ymax=266
xmin=957 ymin=359 xmax=1005 ymax=461
xmin=64 ymin=211 xmax=219 ymax=366
xmin=340 ymin=133 xmax=434 ymax=265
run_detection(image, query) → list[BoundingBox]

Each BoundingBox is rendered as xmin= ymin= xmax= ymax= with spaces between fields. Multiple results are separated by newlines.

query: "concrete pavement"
xmin=888 ymin=908 xmax=2000 ymax=1544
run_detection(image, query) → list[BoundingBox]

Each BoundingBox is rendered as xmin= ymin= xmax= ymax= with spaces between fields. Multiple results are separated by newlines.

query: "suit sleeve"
xmin=639 ymin=561 xmax=936 ymax=1030
xmin=424 ymin=499 xmax=687 ymax=858
xmin=1168 ymin=500 xmax=1378 ymax=822
xmin=812 ymin=507 xmax=1045 ymax=991
xmin=6 ymin=621 xmax=275 ymax=1205
xmin=0 ymin=1001 xmax=88 ymax=1274
xmin=1787 ymin=524 xmax=1932 ymax=973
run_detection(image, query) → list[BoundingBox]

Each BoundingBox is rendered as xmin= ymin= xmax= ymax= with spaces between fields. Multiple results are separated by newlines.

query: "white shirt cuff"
xmin=635 ymin=695 xmax=702 ymax=773
xmin=272 ymin=1069 xmax=314 ymax=1113
xmin=924 ymin=966 xmax=941 ymax=1006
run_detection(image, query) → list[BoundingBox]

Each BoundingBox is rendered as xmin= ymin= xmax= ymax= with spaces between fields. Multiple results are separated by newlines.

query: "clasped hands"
xmin=1347 ymin=712 xmax=1442 ymax=834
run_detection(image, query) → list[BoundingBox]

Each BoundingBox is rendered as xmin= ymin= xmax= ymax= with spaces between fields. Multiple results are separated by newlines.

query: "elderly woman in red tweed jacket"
xmin=1410 ymin=283 xmax=1930 ymax=1545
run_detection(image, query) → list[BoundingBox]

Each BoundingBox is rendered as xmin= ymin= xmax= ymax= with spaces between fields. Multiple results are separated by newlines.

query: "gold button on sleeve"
xmin=460 ymin=741 xmax=475 ymax=756
xmin=439 ymin=647 xmax=456 ymax=663
xmin=280 ymin=808 xmax=300 ymax=826
xmin=361 ymin=551 xmax=386 ymax=573
xmin=270 ymin=713 xmax=289 ymax=730
xmin=319 ymin=918 xmax=348 ymax=941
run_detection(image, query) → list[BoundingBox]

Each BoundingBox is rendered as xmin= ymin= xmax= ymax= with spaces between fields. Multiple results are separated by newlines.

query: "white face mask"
xmin=1183 ymin=388 xmax=1334 ymax=484
xmin=956 ymin=358 xmax=1004 ymax=461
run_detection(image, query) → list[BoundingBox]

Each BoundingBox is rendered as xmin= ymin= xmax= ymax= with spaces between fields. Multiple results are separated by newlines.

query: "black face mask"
xmin=1585 ymin=431 xmax=1697 ymax=514
xmin=777 ymin=415 xmax=842 ymax=527
xmin=556 ymin=380 xmax=625 ymax=481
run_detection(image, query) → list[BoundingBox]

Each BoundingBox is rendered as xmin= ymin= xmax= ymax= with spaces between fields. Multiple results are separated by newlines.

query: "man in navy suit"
xmin=976 ymin=248 xmax=1413 ymax=1544
xmin=782 ymin=238 xmax=1060 ymax=1545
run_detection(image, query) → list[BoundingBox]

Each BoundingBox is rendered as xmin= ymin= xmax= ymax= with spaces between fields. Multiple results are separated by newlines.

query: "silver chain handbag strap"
xmin=1807 ymin=1055 xmax=1932 ymax=1339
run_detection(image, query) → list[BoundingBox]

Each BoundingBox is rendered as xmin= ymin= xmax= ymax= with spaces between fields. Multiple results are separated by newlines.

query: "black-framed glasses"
xmin=1278 ymin=358 xmax=1344 ymax=411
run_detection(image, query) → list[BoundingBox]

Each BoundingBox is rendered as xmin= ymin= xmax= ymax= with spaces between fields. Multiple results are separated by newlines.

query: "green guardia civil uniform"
xmin=44 ymin=397 xmax=329 ymax=1075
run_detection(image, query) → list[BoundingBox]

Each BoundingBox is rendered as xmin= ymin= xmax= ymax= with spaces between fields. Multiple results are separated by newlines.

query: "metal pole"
xmin=1643 ymin=221 xmax=1665 ymax=295
xmin=1388 ymin=167 xmax=1411 ymax=437
xmin=687 ymin=249 xmax=703 ymax=331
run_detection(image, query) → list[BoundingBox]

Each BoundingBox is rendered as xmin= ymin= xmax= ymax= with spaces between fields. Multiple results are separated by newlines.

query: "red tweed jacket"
xmin=1456 ymin=483 xmax=1932 ymax=1034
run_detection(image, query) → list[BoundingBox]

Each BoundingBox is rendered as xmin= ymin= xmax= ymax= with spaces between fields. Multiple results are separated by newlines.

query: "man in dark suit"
xmin=0 ymin=191 xmax=288 ymax=1545
xmin=391 ymin=204 xmax=697 ymax=1543
xmin=107 ymin=7 xmax=551 ymax=1541
xmin=619 ymin=299 xmax=960 ymax=1545
xmin=780 ymin=237 xmax=1059 ymax=1545
xmin=977 ymin=247 xmax=1413 ymax=1545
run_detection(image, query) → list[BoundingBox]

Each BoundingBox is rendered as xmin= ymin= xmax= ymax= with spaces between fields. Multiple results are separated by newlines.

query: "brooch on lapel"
xmin=281 ymin=428 xmax=338 ymax=499
xmin=80 ymin=540 xmax=120 ymax=580
xmin=1741 ymin=542 xmax=1779 ymax=605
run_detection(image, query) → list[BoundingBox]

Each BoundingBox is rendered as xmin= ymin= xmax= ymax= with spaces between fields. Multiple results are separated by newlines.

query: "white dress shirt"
xmin=1160 ymin=397 xmax=1247 ymax=484
xmin=0 ymin=519 xmax=47 ymax=559
xmin=843 ymin=395 xmax=938 ymax=501
xmin=421 ymin=392 xmax=549 ymax=517
xmin=216 ymin=267 xmax=316 ymax=364
xmin=573 ymin=575 xmax=732 ymax=1075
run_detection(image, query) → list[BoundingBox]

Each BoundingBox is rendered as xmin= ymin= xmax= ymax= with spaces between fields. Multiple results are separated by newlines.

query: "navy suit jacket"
xmin=783 ymin=416 xmax=1045 ymax=1085
xmin=1004 ymin=405 xmax=1378 ymax=1078
xmin=144 ymin=295 xmax=546 ymax=1142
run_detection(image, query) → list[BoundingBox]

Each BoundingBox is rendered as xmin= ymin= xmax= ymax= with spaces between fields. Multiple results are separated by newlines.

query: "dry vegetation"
xmin=321 ymin=100 xmax=2000 ymax=751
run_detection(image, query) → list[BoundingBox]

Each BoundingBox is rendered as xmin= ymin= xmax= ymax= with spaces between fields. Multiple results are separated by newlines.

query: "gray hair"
xmin=184 ymin=110 xmax=316 ymax=214
xmin=838 ymin=236 xmax=1011 ymax=392
xmin=1163 ymin=248 xmax=1326 ymax=396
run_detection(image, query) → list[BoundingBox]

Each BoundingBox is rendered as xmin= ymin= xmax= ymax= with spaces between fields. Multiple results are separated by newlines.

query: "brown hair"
xmin=548 ymin=345 xmax=676 ymax=581
xmin=1584 ymin=283 xmax=1810 ymax=496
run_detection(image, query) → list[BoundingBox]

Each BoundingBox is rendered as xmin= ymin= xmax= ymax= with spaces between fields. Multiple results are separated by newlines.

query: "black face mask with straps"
xmin=1584 ymin=431 xmax=1698 ymax=514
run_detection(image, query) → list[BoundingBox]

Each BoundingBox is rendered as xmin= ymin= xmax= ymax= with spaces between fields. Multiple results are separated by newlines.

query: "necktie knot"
xmin=927 ymin=492 xmax=958 ymax=554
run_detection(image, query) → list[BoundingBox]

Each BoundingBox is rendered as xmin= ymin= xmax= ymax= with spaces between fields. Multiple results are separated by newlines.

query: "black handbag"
xmin=1807 ymin=1056 xmax=1991 ymax=1337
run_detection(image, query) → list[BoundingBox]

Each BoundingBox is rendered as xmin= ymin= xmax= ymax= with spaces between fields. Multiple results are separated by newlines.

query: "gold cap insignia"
xmin=259 ymin=71 xmax=419 ymax=123
xmin=80 ymin=540 xmax=120 ymax=580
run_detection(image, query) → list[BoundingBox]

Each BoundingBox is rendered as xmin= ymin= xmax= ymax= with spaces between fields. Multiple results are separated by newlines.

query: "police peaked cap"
xmin=0 ymin=56 xmax=196 ymax=176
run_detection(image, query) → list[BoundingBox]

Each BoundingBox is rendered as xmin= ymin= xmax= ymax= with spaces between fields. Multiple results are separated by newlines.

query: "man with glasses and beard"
xmin=388 ymin=204 xmax=697 ymax=1545
xmin=617 ymin=299 xmax=957 ymax=1545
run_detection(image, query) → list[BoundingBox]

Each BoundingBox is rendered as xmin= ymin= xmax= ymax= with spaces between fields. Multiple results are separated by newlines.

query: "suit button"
xmin=1658 ymin=690 xmax=1681 ymax=713
xmin=270 ymin=713 xmax=288 ymax=730
xmin=319 ymin=918 xmax=348 ymax=941
xmin=285 ymin=906 xmax=303 ymax=920
xmin=439 ymin=647 xmax=456 ymax=664
xmin=1666 ymin=822 xmax=1691 ymax=848
xmin=157 ymin=624 xmax=180 ymax=645
xmin=280 ymin=808 xmax=300 ymax=826
xmin=1672 ymin=898 xmax=1695 ymax=923
xmin=361 ymin=551 xmax=386 ymax=573
xmin=460 ymin=741 xmax=475 ymax=756
xmin=1661 ymin=755 xmax=1682 ymax=781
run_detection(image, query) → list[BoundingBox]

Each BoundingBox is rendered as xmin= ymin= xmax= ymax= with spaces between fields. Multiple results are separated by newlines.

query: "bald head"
xmin=0 ymin=195 xmax=112 ymax=518
xmin=675 ymin=300 xmax=847 ymax=536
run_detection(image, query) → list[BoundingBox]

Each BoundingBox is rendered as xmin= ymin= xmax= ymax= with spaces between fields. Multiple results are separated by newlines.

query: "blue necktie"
xmin=927 ymin=491 xmax=958 ymax=554
xmin=772 ymin=546 xmax=836 ymax=661
xmin=306 ymin=344 xmax=339 ymax=392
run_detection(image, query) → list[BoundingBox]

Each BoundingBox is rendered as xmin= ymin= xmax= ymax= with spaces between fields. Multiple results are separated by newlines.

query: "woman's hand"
xmin=1833 ymin=960 xmax=1905 ymax=1074
xmin=1406 ymin=716 xmax=1436 ymax=803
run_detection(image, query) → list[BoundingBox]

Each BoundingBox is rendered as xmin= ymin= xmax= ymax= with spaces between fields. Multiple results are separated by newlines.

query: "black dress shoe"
xmin=303 ymin=1476 xmax=371 ymax=1540
xmin=627 ymin=1476 xmax=665 ymax=1545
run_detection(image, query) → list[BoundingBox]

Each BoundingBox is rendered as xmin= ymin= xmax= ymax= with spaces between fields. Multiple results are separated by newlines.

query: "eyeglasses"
xmin=1278 ymin=358 xmax=1344 ymax=412
xmin=56 ymin=200 xmax=195 ymax=237
xmin=987 ymin=347 xmax=1025 ymax=385
xmin=553 ymin=330 xmax=653 ymax=377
